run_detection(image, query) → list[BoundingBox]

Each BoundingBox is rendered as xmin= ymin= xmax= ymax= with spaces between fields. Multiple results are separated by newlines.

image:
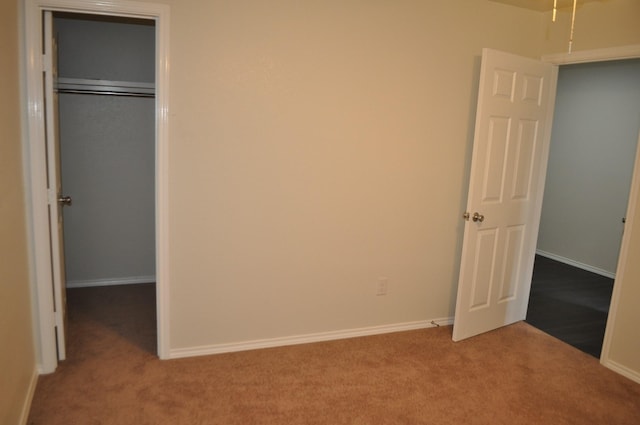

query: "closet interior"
xmin=55 ymin=12 xmax=157 ymax=352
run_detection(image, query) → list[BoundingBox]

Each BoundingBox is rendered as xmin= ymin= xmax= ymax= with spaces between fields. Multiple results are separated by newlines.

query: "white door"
xmin=44 ymin=11 xmax=68 ymax=360
xmin=452 ymin=49 xmax=558 ymax=341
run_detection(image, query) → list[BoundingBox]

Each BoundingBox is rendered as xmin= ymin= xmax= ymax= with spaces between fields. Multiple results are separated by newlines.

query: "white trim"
xmin=18 ymin=368 xmax=39 ymax=425
xmin=601 ymin=358 xmax=640 ymax=385
xmin=154 ymin=0 xmax=171 ymax=361
xmin=169 ymin=318 xmax=454 ymax=360
xmin=22 ymin=0 xmax=170 ymax=373
xmin=542 ymin=44 xmax=640 ymax=65
xmin=535 ymin=250 xmax=616 ymax=279
xmin=600 ymin=131 xmax=640 ymax=371
xmin=24 ymin=0 xmax=58 ymax=376
xmin=66 ymin=275 xmax=156 ymax=288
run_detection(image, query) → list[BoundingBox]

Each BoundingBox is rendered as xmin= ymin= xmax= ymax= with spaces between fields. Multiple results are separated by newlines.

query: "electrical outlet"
xmin=376 ymin=277 xmax=388 ymax=296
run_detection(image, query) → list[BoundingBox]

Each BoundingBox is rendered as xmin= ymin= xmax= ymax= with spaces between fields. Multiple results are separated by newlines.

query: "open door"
xmin=452 ymin=49 xmax=557 ymax=341
xmin=44 ymin=11 xmax=69 ymax=360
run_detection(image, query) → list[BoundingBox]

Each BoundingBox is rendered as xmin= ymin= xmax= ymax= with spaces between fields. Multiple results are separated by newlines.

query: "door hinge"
xmin=47 ymin=188 xmax=57 ymax=205
xmin=42 ymin=53 xmax=50 ymax=74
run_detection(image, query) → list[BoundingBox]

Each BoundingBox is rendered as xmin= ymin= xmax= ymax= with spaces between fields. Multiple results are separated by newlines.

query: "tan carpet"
xmin=28 ymin=284 xmax=640 ymax=424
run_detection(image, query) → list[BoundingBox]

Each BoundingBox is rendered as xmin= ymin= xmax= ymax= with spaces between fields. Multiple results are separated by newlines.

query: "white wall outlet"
xmin=376 ymin=277 xmax=389 ymax=296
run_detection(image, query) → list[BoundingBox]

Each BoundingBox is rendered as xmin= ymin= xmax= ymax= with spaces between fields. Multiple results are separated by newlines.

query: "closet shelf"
xmin=55 ymin=77 xmax=155 ymax=98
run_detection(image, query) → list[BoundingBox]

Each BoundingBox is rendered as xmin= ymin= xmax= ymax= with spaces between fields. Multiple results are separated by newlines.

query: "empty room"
xmin=2 ymin=0 xmax=640 ymax=424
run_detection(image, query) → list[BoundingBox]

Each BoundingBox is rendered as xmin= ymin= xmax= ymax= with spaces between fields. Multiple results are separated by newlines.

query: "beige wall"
xmin=539 ymin=0 xmax=640 ymax=381
xmin=163 ymin=0 xmax=640 ymax=379
xmin=1 ymin=0 xmax=37 ymax=423
xmin=165 ymin=0 xmax=544 ymax=350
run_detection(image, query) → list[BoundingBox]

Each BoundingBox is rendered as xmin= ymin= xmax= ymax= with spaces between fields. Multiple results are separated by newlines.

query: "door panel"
xmin=499 ymin=224 xmax=524 ymax=302
xmin=470 ymin=229 xmax=498 ymax=310
xmin=44 ymin=11 xmax=68 ymax=360
xmin=453 ymin=49 xmax=557 ymax=341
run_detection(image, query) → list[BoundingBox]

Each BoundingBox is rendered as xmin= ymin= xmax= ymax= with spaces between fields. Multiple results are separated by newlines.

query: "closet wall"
xmin=537 ymin=59 xmax=640 ymax=276
xmin=56 ymin=14 xmax=156 ymax=287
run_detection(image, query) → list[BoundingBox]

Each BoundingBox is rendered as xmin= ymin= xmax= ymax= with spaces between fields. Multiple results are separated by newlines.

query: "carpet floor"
xmin=28 ymin=284 xmax=640 ymax=425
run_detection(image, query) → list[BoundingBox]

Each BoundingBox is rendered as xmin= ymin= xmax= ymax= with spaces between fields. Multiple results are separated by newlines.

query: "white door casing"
xmin=453 ymin=49 xmax=558 ymax=341
xmin=23 ymin=0 xmax=171 ymax=373
xmin=600 ymin=130 xmax=640 ymax=382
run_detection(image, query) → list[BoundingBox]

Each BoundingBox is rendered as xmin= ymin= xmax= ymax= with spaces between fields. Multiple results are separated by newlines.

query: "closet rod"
xmin=55 ymin=77 xmax=155 ymax=98
xmin=56 ymin=89 xmax=155 ymax=98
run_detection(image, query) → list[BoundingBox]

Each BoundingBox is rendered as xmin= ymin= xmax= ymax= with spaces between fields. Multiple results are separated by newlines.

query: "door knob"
xmin=463 ymin=212 xmax=485 ymax=222
xmin=58 ymin=195 xmax=72 ymax=206
xmin=472 ymin=212 xmax=484 ymax=222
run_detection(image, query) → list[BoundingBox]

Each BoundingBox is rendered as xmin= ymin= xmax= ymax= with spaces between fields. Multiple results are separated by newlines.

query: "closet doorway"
xmin=526 ymin=58 xmax=640 ymax=358
xmin=55 ymin=12 xmax=157 ymax=354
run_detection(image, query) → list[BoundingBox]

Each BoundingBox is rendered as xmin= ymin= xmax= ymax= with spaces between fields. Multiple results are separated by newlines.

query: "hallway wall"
xmin=537 ymin=59 xmax=640 ymax=275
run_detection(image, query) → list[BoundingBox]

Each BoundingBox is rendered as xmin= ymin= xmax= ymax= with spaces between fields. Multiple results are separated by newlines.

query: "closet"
xmin=55 ymin=13 xmax=156 ymax=291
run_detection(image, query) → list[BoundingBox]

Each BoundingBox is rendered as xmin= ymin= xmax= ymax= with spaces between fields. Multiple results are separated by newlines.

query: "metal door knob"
xmin=463 ymin=211 xmax=485 ymax=222
xmin=472 ymin=212 xmax=484 ymax=222
xmin=58 ymin=195 xmax=72 ymax=206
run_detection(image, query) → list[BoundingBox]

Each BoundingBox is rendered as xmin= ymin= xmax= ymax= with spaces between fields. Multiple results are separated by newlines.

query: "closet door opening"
xmin=55 ymin=12 xmax=158 ymax=355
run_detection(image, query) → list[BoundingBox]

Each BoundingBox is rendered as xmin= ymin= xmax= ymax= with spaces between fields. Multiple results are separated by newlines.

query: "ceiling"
xmin=489 ymin=0 xmax=605 ymax=12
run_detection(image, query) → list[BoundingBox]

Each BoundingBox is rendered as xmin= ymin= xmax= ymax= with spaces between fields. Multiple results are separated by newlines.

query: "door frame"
xmin=541 ymin=45 xmax=640 ymax=372
xmin=22 ymin=0 xmax=171 ymax=373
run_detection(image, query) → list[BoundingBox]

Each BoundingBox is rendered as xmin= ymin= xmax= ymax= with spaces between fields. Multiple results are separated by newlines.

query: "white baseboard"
xmin=19 ymin=368 xmax=38 ymax=425
xmin=66 ymin=275 xmax=156 ymax=288
xmin=601 ymin=358 xmax=640 ymax=385
xmin=169 ymin=317 xmax=454 ymax=360
xmin=535 ymin=250 xmax=616 ymax=279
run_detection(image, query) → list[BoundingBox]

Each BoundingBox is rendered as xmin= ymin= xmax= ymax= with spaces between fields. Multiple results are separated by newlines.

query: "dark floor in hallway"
xmin=526 ymin=255 xmax=614 ymax=358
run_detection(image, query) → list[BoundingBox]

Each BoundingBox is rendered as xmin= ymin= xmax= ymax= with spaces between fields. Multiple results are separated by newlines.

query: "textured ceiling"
xmin=489 ymin=0 xmax=604 ymax=12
